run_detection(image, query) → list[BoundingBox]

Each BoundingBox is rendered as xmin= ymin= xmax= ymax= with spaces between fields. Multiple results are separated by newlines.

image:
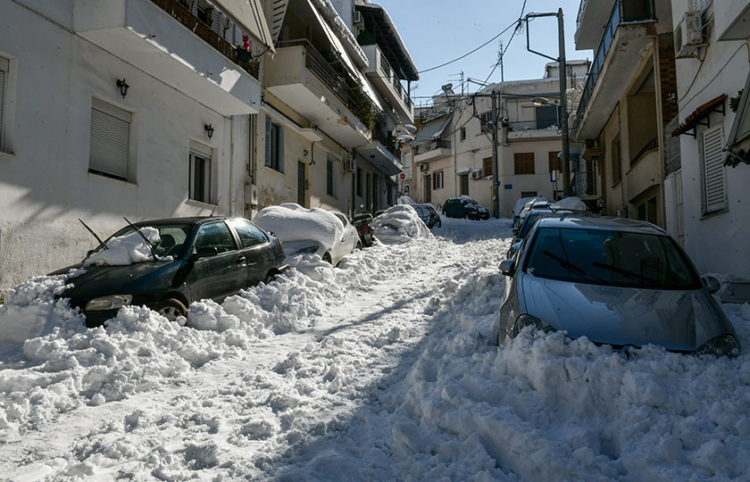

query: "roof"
xmin=355 ymin=3 xmax=418 ymax=81
xmin=412 ymin=114 xmax=451 ymax=143
xmin=132 ymin=216 xmax=226 ymax=226
xmin=535 ymin=216 xmax=667 ymax=235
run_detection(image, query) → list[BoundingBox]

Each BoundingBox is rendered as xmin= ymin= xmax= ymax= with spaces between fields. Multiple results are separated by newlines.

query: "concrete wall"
xmin=0 ymin=1 xmax=244 ymax=290
xmin=670 ymin=0 xmax=750 ymax=277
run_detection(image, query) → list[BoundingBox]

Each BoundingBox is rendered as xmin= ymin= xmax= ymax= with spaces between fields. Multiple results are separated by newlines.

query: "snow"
xmin=371 ymin=205 xmax=433 ymax=243
xmin=1 ymin=217 xmax=750 ymax=480
xmin=550 ymin=196 xmax=587 ymax=211
xmin=253 ymin=203 xmax=343 ymax=254
xmin=83 ymin=227 xmax=165 ymax=267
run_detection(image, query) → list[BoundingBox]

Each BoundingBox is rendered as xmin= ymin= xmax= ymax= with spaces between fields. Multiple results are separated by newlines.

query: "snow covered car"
xmin=443 ymin=197 xmax=490 ymax=220
xmin=253 ymin=204 xmax=360 ymax=265
xmin=55 ymin=217 xmax=287 ymax=327
xmin=413 ymin=204 xmax=442 ymax=228
xmin=497 ymin=216 xmax=740 ymax=356
xmin=371 ymin=205 xmax=432 ymax=243
xmin=512 ymin=196 xmax=548 ymax=229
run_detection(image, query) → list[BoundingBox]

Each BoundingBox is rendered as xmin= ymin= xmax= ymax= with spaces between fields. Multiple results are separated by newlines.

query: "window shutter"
xmin=89 ymin=98 xmax=130 ymax=180
xmin=265 ymin=116 xmax=272 ymax=167
xmin=0 ymin=60 xmax=6 ymax=150
xmin=278 ymin=125 xmax=284 ymax=172
xmin=702 ymin=125 xmax=726 ymax=213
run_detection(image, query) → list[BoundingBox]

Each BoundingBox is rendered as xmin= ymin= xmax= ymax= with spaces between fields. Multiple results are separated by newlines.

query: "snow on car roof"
xmin=371 ymin=204 xmax=433 ymax=242
xmin=253 ymin=203 xmax=344 ymax=252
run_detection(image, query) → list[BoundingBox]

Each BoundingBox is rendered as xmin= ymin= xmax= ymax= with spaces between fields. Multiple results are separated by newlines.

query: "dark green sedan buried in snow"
xmin=55 ymin=217 xmax=288 ymax=327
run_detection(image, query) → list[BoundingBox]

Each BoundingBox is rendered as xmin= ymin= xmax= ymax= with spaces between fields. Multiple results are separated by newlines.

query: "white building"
xmin=666 ymin=0 xmax=750 ymax=280
xmin=0 ymin=0 xmax=273 ymax=291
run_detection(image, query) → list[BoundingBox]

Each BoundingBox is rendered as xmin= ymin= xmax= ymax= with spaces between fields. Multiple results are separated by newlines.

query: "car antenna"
xmin=122 ymin=216 xmax=158 ymax=261
xmin=78 ymin=218 xmax=109 ymax=250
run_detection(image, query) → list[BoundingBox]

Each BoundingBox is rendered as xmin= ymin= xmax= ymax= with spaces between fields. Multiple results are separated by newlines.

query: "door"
xmin=298 ymin=161 xmax=306 ymax=207
xmin=366 ymin=173 xmax=372 ymax=212
xmin=424 ymin=174 xmax=432 ymax=203
xmin=227 ymin=218 xmax=274 ymax=285
xmin=188 ymin=221 xmax=247 ymax=302
xmin=460 ymin=174 xmax=469 ymax=196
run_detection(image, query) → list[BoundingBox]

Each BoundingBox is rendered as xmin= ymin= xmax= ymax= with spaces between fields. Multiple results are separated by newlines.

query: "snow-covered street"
xmin=1 ymin=217 xmax=750 ymax=480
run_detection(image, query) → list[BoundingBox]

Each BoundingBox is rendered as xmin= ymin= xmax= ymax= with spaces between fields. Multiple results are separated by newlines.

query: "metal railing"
xmin=150 ymin=0 xmax=260 ymax=80
xmin=507 ymin=120 xmax=560 ymax=132
xmin=575 ymin=0 xmax=656 ymax=129
xmin=415 ymin=139 xmax=450 ymax=154
xmin=374 ymin=44 xmax=413 ymax=112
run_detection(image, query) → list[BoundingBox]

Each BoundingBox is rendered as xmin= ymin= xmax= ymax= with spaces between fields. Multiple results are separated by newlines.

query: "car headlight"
xmin=85 ymin=294 xmax=133 ymax=311
xmin=512 ymin=314 xmax=556 ymax=337
xmin=696 ymin=334 xmax=741 ymax=357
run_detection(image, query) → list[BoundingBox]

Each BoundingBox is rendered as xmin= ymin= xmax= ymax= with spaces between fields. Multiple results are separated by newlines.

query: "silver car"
xmin=497 ymin=216 xmax=740 ymax=356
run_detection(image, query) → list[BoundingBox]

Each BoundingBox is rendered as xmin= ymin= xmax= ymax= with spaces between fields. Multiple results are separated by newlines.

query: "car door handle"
xmin=236 ymin=256 xmax=247 ymax=266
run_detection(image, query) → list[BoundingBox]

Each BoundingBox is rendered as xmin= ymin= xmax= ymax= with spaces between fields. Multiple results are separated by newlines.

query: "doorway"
xmin=424 ymin=174 xmax=432 ymax=203
xmin=297 ymin=161 xmax=306 ymax=207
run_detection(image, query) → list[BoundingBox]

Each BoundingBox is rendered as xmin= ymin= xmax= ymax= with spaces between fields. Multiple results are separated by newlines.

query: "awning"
xmin=306 ymin=0 xmax=358 ymax=80
xmin=672 ymin=94 xmax=727 ymax=137
xmin=456 ymin=167 xmax=471 ymax=175
xmin=413 ymin=115 xmax=451 ymax=143
xmin=214 ymin=0 xmax=275 ymax=53
xmin=356 ymin=3 xmax=418 ymax=81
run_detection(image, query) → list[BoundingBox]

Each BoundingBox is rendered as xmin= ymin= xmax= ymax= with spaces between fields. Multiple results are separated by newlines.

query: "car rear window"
xmin=524 ymin=227 xmax=700 ymax=290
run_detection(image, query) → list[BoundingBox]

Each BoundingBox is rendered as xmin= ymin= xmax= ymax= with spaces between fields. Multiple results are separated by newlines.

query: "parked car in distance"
xmin=413 ymin=204 xmax=442 ymax=228
xmin=497 ymin=216 xmax=740 ymax=356
xmin=512 ymin=196 xmax=548 ymax=229
xmin=253 ymin=204 xmax=360 ymax=266
xmin=55 ymin=217 xmax=287 ymax=327
xmin=443 ymin=196 xmax=490 ymax=220
xmin=351 ymin=212 xmax=375 ymax=247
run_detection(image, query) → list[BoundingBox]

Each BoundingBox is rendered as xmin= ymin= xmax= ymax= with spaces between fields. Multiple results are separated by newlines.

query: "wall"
xmin=0 ymin=2 xmax=243 ymax=290
xmin=671 ymin=1 xmax=750 ymax=277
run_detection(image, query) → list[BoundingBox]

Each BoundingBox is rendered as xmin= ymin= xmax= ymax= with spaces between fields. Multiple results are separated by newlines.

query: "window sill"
xmin=700 ymin=207 xmax=728 ymax=220
xmin=0 ymin=151 xmax=15 ymax=161
xmin=264 ymin=165 xmax=284 ymax=174
xmin=186 ymin=199 xmax=218 ymax=209
xmin=88 ymin=169 xmax=136 ymax=186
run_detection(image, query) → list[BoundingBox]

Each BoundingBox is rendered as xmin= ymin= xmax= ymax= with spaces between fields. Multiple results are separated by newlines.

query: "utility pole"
xmin=525 ymin=9 xmax=571 ymax=197
xmin=498 ymin=41 xmax=505 ymax=84
xmin=491 ymin=91 xmax=500 ymax=218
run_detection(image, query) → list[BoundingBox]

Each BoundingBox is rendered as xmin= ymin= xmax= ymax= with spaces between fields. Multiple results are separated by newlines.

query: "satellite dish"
xmin=404 ymin=124 xmax=417 ymax=134
xmin=397 ymin=134 xmax=415 ymax=142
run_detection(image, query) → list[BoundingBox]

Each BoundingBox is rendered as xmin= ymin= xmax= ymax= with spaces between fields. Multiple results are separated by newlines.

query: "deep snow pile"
xmin=371 ymin=204 xmax=433 ymax=243
xmin=0 ymin=216 xmax=749 ymax=480
xmin=253 ymin=203 xmax=344 ymax=253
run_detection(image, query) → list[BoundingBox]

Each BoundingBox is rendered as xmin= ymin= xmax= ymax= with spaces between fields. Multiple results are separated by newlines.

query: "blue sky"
xmin=374 ymin=0 xmax=592 ymax=105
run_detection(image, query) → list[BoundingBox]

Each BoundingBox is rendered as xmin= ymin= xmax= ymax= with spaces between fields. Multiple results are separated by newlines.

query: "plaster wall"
xmin=671 ymin=1 xmax=750 ymax=277
xmin=0 ymin=2 xmax=243 ymax=290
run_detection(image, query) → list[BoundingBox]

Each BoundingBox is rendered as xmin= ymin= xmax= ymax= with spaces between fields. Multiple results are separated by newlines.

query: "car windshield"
xmin=524 ymin=227 xmax=700 ymax=289
xmin=110 ymin=223 xmax=194 ymax=258
xmin=518 ymin=212 xmax=546 ymax=239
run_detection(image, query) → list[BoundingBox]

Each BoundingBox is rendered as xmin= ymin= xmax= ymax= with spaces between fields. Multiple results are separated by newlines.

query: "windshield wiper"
xmin=123 ymin=216 xmax=158 ymax=261
xmin=592 ymin=261 xmax=660 ymax=286
xmin=542 ymin=250 xmax=606 ymax=283
xmin=79 ymin=218 xmax=108 ymax=252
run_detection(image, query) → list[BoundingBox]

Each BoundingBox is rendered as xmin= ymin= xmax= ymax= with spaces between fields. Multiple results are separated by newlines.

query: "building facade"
xmin=0 ymin=0 xmax=273 ymax=290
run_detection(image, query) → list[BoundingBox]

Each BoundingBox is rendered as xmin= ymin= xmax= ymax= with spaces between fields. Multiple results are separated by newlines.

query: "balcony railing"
xmin=151 ymin=0 xmax=260 ymax=79
xmin=575 ymin=0 xmax=656 ymax=129
xmin=415 ymin=139 xmax=450 ymax=154
xmin=278 ymin=39 xmax=378 ymax=130
xmin=373 ymin=45 xmax=414 ymax=112
xmin=508 ymin=120 xmax=560 ymax=132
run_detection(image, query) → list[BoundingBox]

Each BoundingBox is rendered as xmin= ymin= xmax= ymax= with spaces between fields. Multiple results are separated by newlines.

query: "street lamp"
xmin=524 ymin=8 xmax=571 ymax=197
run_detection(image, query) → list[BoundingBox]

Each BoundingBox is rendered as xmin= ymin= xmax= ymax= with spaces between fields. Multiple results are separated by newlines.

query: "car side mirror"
xmin=512 ymin=228 xmax=519 ymax=237
xmin=499 ymin=259 xmax=516 ymax=276
xmin=702 ymin=275 xmax=721 ymax=294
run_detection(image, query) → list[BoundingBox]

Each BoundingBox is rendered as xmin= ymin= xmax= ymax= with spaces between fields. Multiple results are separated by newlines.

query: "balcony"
xmin=73 ymin=0 xmax=263 ymax=115
xmin=357 ymin=140 xmax=403 ymax=176
xmin=507 ymin=120 xmax=562 ymax=141
xmin=413 ymin=140 xmax=451 ymax=164
xmin=265 ymin=41 xmax=374 ymax=148
xmin=361 ymin=44 xmax=414 ymax=122
xmin=574 ymin=0 xmax=656 ymax=140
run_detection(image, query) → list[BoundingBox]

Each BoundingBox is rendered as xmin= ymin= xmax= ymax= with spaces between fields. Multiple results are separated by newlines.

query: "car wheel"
xmin=157 ymin=298 xmax=187 ymax=321
xmin=322 ymin=252 xmax=333 ymax=264
xmin=264 ymin=271 xmax=276 ymax=284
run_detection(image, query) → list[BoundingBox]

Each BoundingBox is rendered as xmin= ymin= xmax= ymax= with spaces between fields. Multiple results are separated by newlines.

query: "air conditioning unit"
xmin=342 ymin=159 xmax=354 ymax=172
xmin=674 ymin=11 xmax=703 ymax=58
xmin=419 ymin=163 xmax=429 ymax=172
xmin=471 ymin=169 xmax=483 ymax=180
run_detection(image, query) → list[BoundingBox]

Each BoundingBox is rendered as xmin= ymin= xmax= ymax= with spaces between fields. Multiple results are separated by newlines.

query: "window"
xmin=227 ymin=218 xmax=268 ymax=247
xmin=521 ymin=191 xmax=538 ymax=197
xmin=514 ymin=152 xmax=535 ymax=175
xmin=433 ymin=170 xmax=444 ymax=189
xmin=460 ymin=127 xmax=466 ymax=141
xmin=89 ymin=97 xmax=132 ymax=181
xmin=535 ymin=105 xmax=558 ymax=129
xmin=194 ymin=222 xmax=236 ymax=255
xmin=611 ymin=137 xmax=621 ymax=185
xmin=480 ymin=111 xmax=492 ymax=132
xmin=326 ymin=158 xmax=334 ymax=196
xmin=548 ymin=151 xmax=561 ymax=172
xmin=265 ymin=116 xmax=283 ymax=172
xmin=189 ymin=149 xmax=212 ymax=203
xmin=701 ymin=125 xmax=727 ymax=214
xmin=356 ymin=167 xmax=363 ymax=197
xmin=483 ymin=156 xmax=493 ymax=176
xmin=0 ymin=56 xmax=7 ymax=152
